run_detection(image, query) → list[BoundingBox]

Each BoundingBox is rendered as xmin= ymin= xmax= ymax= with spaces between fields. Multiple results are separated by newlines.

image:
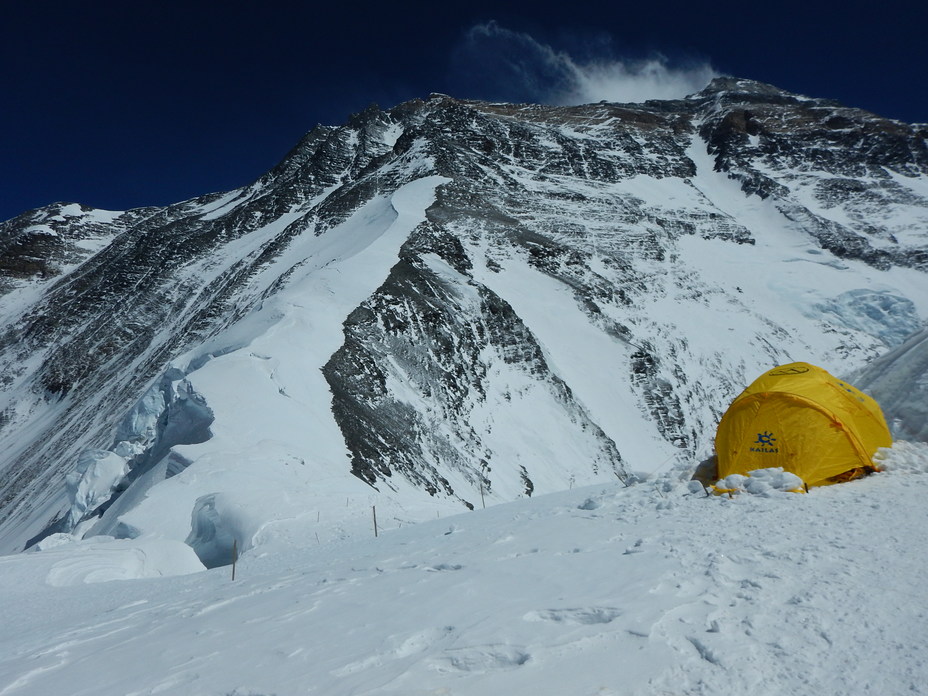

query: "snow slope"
xmin=0 ymin=442 xmax=926 ymax=696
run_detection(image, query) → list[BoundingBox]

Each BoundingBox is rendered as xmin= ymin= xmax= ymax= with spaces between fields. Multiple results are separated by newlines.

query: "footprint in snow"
xmin=523 ymin=607 xmax=622 ymax=625
xmin=392 ymin=626 xmax=455 ymax=658
xmin=332 ymin=627 xmax=456 ymax=676
xmin=498 ymin=547 xmax=541 ymax=560
xmin=433 ymin=645 xmax=530 ymax=673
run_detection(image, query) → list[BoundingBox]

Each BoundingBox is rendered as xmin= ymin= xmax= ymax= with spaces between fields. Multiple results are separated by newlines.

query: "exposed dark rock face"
xmin=1 ymin=77 xmax=926 ymax=551
xmin=325 ymin=233 xmax=626 ymax=506
xmin=694 ymin=78 xmax=928 ymax=270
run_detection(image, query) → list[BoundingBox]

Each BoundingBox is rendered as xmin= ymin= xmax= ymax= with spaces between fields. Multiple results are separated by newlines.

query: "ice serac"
xmin=0 ymin=78 xmax=927 ymax=556
xmin=853 ymin=328 xmax=928 ymax=442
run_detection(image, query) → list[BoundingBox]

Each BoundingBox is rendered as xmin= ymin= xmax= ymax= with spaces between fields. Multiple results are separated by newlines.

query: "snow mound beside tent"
xmin=714 ymin=467 xmax=805 ymax=495
xmin=873 ymin=439 xmax=928 ymax=474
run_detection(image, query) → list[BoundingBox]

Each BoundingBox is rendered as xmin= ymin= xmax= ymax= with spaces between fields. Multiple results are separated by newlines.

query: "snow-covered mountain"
xmin=1 ymin=77 xmax=927 ymax=562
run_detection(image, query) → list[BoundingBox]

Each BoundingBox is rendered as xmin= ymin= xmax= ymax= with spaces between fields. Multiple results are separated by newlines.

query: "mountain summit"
xmin=1 ymin=78 xmax=926 ymax=558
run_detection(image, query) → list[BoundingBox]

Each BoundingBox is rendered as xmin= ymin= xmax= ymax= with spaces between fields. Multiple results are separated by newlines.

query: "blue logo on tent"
xmin=755 ymin=431 xmax=776 ymax=446
xmin=749 ymin=431 xmax=779 ymax=453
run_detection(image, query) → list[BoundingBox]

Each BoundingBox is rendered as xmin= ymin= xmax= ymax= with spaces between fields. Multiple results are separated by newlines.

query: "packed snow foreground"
xmin=1 ymin=441 xmax=926 ymax=696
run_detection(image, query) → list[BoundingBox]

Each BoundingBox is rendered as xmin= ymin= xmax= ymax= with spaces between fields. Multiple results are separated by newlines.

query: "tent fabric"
xmin=715 ymin=362 xmax=892 ymax=487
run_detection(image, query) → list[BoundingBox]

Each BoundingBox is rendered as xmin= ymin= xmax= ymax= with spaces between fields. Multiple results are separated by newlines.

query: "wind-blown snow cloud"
xmin=454 ymin=21 xmax=719 ymax=105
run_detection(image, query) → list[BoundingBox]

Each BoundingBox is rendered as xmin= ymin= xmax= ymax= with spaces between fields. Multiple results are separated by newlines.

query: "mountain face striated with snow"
xmin=0 ymin=77 xmax=927 ymax=562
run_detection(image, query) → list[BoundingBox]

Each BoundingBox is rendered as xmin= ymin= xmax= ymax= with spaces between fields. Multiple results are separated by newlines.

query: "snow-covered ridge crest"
xmin=0 ymin=79 xmax=927 ymax=559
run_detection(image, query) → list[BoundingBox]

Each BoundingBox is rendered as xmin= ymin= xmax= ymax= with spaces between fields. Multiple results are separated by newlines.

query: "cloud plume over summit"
xmin=454 ymin=21 xmax=718 ymax=106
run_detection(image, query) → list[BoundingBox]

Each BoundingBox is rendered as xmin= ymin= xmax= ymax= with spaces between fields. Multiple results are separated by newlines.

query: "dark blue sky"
xmin=2 ymin=0 xmax=925 ymax=222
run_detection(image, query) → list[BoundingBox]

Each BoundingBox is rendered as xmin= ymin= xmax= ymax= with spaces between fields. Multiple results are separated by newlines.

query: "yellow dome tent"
xmin=715 ymin=362 xmax=892 ymax=488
